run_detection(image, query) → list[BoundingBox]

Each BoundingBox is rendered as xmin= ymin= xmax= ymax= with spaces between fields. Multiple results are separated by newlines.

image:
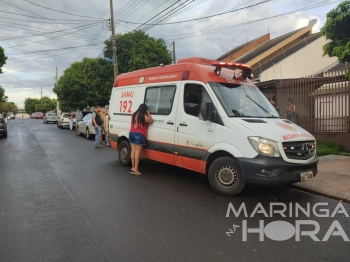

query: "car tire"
xmin=57 ymin=123 xmax=60 ymax=128
xmin=60 ymin=124 xmax=63 ymax=129
xmin=2 ymin=131 xmax=7 ymax=138
xmin=208 ymin=157 xmax=245 ymax=196
xmin=118 ymin=140 xmax=131 ymax=166
xmin=86 ymin=128 xmax=91 ymax=139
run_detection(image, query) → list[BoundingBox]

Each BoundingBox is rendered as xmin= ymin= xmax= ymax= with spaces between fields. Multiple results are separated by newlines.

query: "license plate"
xmin=300 ymin=171 xmax=313 ymax=181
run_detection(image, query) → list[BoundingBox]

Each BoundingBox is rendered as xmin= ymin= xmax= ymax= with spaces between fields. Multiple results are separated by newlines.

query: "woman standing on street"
xmin=129 ymin=104 xmax=153 ymax=175
xmin=68 ymin=111 xmax=74 ymax=130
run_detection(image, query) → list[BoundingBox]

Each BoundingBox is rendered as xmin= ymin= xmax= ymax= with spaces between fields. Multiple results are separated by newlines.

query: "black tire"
xmin=86 ymin=128 xmax=91 ymax=139
xmin=208 ymin=157 xmax=245 ymax=196
xmin=57 ymin=122 xmax=59 ymax=128
xmin=118 ymin=140 xmax=131 ymax=166
xmin=2 ymin=131 xmax=7 ymax=138
xmin=60 ymin=124 xmax=63 ymax=129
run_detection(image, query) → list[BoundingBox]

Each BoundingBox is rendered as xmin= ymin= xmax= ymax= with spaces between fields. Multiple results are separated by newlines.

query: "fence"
xmin=275 ymin=71 xmax=350 ymax=133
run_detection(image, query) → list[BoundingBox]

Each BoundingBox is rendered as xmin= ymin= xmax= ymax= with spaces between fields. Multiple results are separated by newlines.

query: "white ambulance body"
xmin=108 ymin=57 xmax=318 ymax=195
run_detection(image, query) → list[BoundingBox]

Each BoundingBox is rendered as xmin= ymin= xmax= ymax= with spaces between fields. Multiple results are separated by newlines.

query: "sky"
xmin=0 ymin=0 xmax=342 ymax=109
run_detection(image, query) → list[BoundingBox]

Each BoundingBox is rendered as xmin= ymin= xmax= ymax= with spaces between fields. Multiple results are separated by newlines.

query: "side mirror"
xmin=199 ymin=103 xmax=213 ymax=121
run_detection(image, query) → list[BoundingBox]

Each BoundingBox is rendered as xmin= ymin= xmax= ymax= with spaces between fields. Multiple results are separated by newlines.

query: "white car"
xmin=57 ymin=113 xmax=75 ymax=129
xmin=75 ymin=112 xmax=95 ymax=139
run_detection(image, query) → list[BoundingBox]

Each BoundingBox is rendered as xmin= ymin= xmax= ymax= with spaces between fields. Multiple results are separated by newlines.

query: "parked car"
xmin=31 ymin=113 xmax=36 ymax=118
xmin=75 ymin=112 xmax=95 ymax=139
xmin=34 ymin=112 xmax=44 ymax=119
xmin=8 ymin=112 xmax=15 ymax=119
xmin=0 ymin=116 xmax=8 ymax=138
xmin=43 ymin=113 xmax=59 ymax=124
xmin=57 ymin=113 xmax=71 ymax=129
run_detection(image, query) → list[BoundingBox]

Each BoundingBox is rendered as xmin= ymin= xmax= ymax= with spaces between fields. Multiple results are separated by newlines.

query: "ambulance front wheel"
xmin=208 ymin=157 xmax=245 ymax=196
xmin=118 ymin=140 xmax=131 ymax=166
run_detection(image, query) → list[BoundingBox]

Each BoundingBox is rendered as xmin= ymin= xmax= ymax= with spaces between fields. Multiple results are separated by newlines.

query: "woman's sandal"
xmin=134 ymin=170 xmax=142 ymax=176
xmin=130 ymin=168 xmax=136 ymax=175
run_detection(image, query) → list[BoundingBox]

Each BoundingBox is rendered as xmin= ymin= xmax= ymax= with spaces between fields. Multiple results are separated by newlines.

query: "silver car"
xmin=57 ymin=113 xmax=74 ymax=129
xmin=43 ymin=113 xmax=59 ymax=124
xmin=75 ymin=113 xmax=95 ymax=139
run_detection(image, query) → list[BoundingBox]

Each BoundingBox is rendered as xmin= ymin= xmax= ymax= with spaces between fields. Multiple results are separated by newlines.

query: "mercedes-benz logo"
xmin=301 ymin=143 xmax=311 ymax=156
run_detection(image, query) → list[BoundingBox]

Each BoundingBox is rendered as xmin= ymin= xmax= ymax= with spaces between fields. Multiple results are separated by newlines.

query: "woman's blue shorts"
xmin=129 ymin=132 xmax=146 ymax=146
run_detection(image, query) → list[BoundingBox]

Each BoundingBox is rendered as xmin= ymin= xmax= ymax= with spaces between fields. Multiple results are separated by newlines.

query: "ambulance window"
xmin=184 ymin=84 xmax=212 ymax=117
xmin=144 ymin=85 xmax=176 ymax=115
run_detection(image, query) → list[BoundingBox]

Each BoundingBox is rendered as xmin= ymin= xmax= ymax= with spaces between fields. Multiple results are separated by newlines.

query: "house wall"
xmin=260 ymin=37 xmax=338 ymax=81
xmin=315 ymin=93 xmax=349 ymax=118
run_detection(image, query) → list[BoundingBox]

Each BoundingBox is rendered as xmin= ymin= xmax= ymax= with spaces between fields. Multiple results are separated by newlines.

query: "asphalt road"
xmin=1 ymin=119 xmax=349 ymax=262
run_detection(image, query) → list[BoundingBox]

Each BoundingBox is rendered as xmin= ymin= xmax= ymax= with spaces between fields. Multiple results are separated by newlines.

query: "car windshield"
xmin=47 ymin=113 xmax=56 ymax=116
xmin=209 ymin=82 xmax=280 ymax=118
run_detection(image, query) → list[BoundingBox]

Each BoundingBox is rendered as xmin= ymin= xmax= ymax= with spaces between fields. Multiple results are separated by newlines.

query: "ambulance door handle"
xmin=179 ymin=122 xmax=187 ymax=126
xmin=167 ymin=121 xmax=174 ymax=125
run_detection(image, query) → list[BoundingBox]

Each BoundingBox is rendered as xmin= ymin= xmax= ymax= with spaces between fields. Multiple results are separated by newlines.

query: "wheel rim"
xmin=120 ymin=146 xmax=129 ymax=163
xmin=86 ymin=129 xmax=89 ymax=138
xmin=215 ymin=165 xmax=238 ymax=189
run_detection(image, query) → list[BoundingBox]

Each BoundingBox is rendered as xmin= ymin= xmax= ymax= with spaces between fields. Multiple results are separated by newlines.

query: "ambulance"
xmin=108 ymin=57 xmax=318 ymax=196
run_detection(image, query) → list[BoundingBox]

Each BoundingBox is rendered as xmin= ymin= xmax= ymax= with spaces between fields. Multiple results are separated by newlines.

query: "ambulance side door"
xmin=141 ymin=84 xmax=178 ymax=165
xmin=175 ymin=81 xmax=216 ymax=173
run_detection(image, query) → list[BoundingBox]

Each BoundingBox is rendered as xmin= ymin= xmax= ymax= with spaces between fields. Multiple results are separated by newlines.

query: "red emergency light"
xmin=210 ymin=61 xmax=253 ymax=79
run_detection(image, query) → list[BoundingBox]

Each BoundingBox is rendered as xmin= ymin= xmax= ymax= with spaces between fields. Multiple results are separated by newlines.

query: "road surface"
xmin=0 ymin=119 xmax=349 ymax=262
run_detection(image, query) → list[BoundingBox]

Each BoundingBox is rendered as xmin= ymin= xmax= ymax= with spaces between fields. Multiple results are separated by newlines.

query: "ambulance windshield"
xmin=209 ymin=82 xmax=280 ymax=118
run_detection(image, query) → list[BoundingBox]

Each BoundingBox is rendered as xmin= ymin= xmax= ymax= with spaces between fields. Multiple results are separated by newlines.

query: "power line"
xmin=132 ymin=0 xmax=182 ymax=31
xmin=0 ymin=16 xmax=98 ymax=24
xmin=142 ymin=0 xmax=196 ymax=31
xmin=5 ymin=22 xmax=103 ymax=48
xmin=23 ymin=0 xmax=105 ymax=19
xmin=0 ymin=21 xmax=105 ymax=40
xmin=164 ymin=0 xmax=341 ymax=41
xmin=118 ymin=0 xmax=271 ymax=25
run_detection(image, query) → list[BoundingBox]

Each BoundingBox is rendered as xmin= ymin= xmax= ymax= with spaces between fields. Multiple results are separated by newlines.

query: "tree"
xmin=0 ymin=85 xmax=8 ymax=103
xmin=35 ymin=104 xmax=47 ymax=112
xmin=321 ymin=0 xmax=350 ymax=77
xmin=24 ymin=98 xmax=40 ymax=114
xmin=53 ymin=58 xmax=114 ymax=111
xmin=0 ymin=46 xmax=7 ymax=74
xmin=104 ymin=30 xmax=172 ymax=74
xmin=0 ymin=102 xmax=18 ymax=115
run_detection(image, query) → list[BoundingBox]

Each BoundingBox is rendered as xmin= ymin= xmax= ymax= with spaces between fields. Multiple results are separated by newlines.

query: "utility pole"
xmin=172 ymin=41 xmax=176 ymax=64
xmin=110 ymin=0 xmax=118 ymax=79
xmin=41 ymin=86 xmax=42 ymax=103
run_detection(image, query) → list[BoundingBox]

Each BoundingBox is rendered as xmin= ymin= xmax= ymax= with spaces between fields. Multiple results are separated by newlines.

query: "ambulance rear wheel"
xmin=208 ymin=157 xmax=245 ymax=196
xmin=118 ymin=140 xmax=131 ymax=166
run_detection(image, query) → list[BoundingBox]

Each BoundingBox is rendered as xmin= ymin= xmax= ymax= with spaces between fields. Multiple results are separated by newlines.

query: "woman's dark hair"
xmin=132 ymin=104 xmax=148 ymax=126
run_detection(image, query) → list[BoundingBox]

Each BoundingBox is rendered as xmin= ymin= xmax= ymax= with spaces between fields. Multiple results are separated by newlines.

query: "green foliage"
xmin=0 ymin=46 xmax=7 ymax=74
xmin=25 ymin=96 xmax=56 ymax=114
xmin=316 ymin=141 xmax=350 ymax=156
xmin=0 ymin=101 xmax=18 ymax=115
xmin=42 ymin=96 xmax=57 ymax=111
xmin=321 ymin=1 xmax=350 ymax=77
xmin=54 ymin=58 xmax=114 ymax=111
xmin=0 ymin=85 xmax=8 ymax=103
xmin=35 ymin=104 xmax=47 ymax=112
xmin=104 ymin=30 xmax=172 ymax=74
xmin=24 ymin=97 xmax=40 ymax=114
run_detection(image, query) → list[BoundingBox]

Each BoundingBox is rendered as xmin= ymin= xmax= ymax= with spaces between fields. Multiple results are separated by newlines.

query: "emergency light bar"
xmin=210 ymin=61 xmax=253 ymax=79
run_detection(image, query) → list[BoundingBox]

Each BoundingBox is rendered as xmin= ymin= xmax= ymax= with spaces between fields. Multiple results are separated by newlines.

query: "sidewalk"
xmin=294 ymin=155 xmax=350 ymax=203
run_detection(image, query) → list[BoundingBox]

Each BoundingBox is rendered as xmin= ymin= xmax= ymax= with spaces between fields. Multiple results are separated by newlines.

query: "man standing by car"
xmin=99 ymin=107 xmax=107 ymax=144
xmin=92 ymin=105 xmax=103 ymax=148
xmin=103 ymin=109 xmax=110 ymax=147
xmin=75 ymin=108 xmax=83 ymax=126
